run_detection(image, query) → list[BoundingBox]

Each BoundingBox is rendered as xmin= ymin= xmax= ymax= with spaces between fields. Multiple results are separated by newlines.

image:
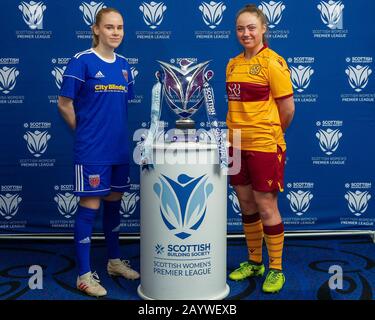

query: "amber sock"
xmin=263 ymin=223 xmax=285 ymax=271
xmin=242 ymin=212 xmax=263 ymax=264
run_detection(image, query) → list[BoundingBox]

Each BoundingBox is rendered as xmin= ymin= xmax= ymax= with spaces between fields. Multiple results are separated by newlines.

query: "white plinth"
xmin=137 ymin=142 xmax=229 ymax=300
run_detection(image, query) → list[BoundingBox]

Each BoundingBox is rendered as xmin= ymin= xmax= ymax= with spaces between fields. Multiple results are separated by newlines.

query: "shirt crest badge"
xmin=89 ymin=175 xmax=100 ymax=188
xmin=249 ymin=64 xmax=261 ymax=75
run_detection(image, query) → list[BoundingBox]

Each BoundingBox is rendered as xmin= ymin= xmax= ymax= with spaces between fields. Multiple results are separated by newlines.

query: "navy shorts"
xmin=74 ymin=164 xmax=130 ymax=197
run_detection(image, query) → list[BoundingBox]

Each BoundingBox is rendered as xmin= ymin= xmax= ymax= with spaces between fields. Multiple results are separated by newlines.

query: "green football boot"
xmin=229 ymin=261 xmax=265 ymax=281
xmin=262 ymin=269 xmax=286 ymax=293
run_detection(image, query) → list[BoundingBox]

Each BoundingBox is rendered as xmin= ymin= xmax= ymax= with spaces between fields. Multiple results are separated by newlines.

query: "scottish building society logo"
xmin=345 ymin=190 xmax=371 ymax=217
xmin=258 ymin=1 xmax=285 ymax=29
xmin=316 ymin=128 xmax=342 ymax=155
xmin=287 ymin=190 xmax=313 ymax=216
xmin=24 ymin=130 xmax=51 ymax=157
xmin=317 ymin=1 xmax=344 ymax=30
xmin=0 ymin=194 xmax=22 ymax=220
xmin=54 ymin=193 xmax=79 ymax=219
xmin=154 ymin=174 xmax=213 ymax=239
xmin=18 ymin=1 xmax=46 ymax=30
xmin=79 ymin=2 xmax=106 ymax=26
xmin=290 ymin=65 xmax=314 ymax=93
xmin=155 ymin=243 xmax=165 ymax=254
xmin=199 ymin=1 xmax=226 ymax=29
xmin=0 ymin=67 xmax=20 ymax=94
xmin=345 ymin=65 xmax=372 ymax=92
xmin=139 ymin=1 xmax=167 ymax=29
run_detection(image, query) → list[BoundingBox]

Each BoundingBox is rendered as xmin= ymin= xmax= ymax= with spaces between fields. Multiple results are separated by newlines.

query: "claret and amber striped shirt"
xmin=226 ymin=45 xmax=293 ymax=153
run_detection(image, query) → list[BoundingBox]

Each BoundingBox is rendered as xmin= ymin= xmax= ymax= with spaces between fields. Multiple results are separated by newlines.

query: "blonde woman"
xmin=58 ymin=8 xmax=139 ymax=297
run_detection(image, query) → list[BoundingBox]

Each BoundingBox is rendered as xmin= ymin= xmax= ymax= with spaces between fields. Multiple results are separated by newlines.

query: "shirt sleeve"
xmin=126 ymin=63 xmax=135 ymax=101
xmin=269 ymin=56 xmax=293 ymax=99
xmin=59 ymin=56 xmax=85 ymax=100
xmin=225 ymin=58 xmax=234 ymax=81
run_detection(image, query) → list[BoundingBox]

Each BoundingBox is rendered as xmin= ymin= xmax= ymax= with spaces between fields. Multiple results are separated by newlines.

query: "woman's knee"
xmin=238 ymin=198 xmax=258 ymax=214
xmin=253 ymin=192 xmax=279 ymax=220
xmin=233 ymin=185 xmax=258 ymax=214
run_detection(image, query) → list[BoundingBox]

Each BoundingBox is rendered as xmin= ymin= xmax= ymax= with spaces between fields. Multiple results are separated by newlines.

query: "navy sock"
xmin=103 ymin=200 xmax=121 ymax=260
xmin=74 ymin=205 xmax=98 ymax=276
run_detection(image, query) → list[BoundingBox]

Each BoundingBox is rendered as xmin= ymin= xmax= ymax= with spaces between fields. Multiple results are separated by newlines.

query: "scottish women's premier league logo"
xmin=153 ymin=174 xmax=213 ymax=239
xmin=158 ymin=59 xmax=213 ymax=129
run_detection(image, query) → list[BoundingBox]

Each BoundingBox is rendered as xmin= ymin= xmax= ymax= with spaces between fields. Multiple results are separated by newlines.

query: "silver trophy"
xmin=141 ymin=59 xmax=223 ymax=166
xmin=158 ymin=59 xmax=214 ymax=131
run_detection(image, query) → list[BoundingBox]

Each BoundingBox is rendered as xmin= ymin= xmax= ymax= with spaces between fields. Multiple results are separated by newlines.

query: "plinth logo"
xmin=287 ymin=190 xmax=313 ymax=216
xmin=54 ymin=193 xmax=79 ymax=219
xmin=24 ymin=130 xmax=51 ymax=157
xmin=258 ymin=1 xmax=285 ymax=29
xmin=316 ymin=128 xmax=342 ymax=155
xmin=345 ymin=191 xmax=371 ymax=217
xmin=139 ymin=2 xmax=167 ymax=29
xmin=317 ymin=1 xmax=344 ymax=30
xmin=345 ymin=65 xmax=372 ymax=92
xmin=199 ymin=1 xmax=226 ymax=29
xmin=154 ymin=174 xmax=213 ymax=239
xmin=290 ymin=65 xmax=314 ymax=93
xmin=18 ymin=1 xmax=46 ymax=30
xmin=0 ymin=67 xmax=20 ymax=94
xmin=0 ymin=194 xmax=22 ymax=220
xmin=79 ymin=2 xmax=106 ymax=26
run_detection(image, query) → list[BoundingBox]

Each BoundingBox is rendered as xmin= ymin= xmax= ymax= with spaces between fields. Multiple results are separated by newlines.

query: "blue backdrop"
xmin=0 ymin=0 xmax=374 ymax=234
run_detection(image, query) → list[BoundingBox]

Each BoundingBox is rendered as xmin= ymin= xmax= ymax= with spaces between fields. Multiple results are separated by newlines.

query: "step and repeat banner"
xmin=0 ymin=0 xmax=374 ymax=234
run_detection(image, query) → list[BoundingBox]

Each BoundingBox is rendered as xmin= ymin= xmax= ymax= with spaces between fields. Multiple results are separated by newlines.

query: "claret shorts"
xmin=229 ymin=146 xmax=286 ymax=193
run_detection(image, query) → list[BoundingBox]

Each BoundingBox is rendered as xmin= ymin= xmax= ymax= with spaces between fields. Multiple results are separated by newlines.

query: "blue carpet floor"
xmin=0 ymin=235 xmax=374 ymax=300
